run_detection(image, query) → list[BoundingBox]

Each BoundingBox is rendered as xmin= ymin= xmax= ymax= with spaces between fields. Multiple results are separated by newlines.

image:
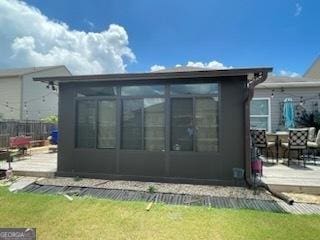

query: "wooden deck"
xmin=262 ymin=158 xmax=320 ymax=194
xmin=2 ymin=149 xmax=319 ymax=195
xmin=0 ymin=152 xmax=57 ymax=178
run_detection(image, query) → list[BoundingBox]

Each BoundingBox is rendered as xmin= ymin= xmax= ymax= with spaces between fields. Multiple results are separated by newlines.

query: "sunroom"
xmin=35 ymin=67 xmax=272 ymax=185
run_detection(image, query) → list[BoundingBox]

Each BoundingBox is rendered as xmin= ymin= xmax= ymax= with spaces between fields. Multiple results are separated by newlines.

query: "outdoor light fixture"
xmin=46 ymin=81 xmax=56 ymax=91
xmin=299 ymin=96 xmax=304 ymax=106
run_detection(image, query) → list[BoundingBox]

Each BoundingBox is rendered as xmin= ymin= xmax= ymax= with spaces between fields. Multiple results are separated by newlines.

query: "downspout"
xmin=244 ymin=71 xmax=268 ymax=184
xmin=244 ymin=71 xmax=294 ymax=205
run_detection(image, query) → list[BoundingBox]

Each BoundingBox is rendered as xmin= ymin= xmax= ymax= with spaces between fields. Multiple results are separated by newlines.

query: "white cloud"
xmin=294 ymin=3 xmax=302 ymax=16
xmin=0 ymin=0 xmax=135 ymax=74
xmin=150 ymin=64 xmax=166 ymax=72
xmin=150 ymin=60 xmax=231 ymax=72
xmin=279 ymin=69 xmax=300 ymax=77
xmin=186 ymin=60 xmax=231 ymax=69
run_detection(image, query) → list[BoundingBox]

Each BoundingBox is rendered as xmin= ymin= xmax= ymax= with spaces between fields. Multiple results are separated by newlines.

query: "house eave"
xmin=256 ymin=82 xmax=320 ymax=88
xmin=33 ymin=67 xmax=273 ymax=84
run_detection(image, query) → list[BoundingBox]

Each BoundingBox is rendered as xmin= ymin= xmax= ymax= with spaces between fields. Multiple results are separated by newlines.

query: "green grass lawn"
xmin=0 ymin=187 xmax=319 ymax=240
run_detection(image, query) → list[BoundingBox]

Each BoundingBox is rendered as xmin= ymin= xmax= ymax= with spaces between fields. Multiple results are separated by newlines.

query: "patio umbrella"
xmin=283 ymin=98 xmax=295 ymax=129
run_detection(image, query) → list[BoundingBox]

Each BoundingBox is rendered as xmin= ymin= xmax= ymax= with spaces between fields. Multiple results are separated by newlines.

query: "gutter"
xmin=257 ymin=82 xmax=320 ymax=88
xmin=244 ymin=71 xmax=294 ymax=205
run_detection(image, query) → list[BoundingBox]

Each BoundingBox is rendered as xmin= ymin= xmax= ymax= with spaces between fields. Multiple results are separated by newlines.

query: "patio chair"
xmin=308 ymin=127 xmax=316 ymax=142
xmin=9 ymin=136 xmax=32 ymax=160
xmin=307 ymin=129 xmax=320 ymax=165
xmin=250 ymin=129 xmax=275 ymax=162
xmin=281 ymin=129 xmax=308 ymax=167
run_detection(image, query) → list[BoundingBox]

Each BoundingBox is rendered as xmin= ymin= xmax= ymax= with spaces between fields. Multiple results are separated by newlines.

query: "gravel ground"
xmin=36 ymin=177 xmax=275 ymax=201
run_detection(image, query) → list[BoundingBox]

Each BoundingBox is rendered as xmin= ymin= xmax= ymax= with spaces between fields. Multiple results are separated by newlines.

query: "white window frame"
xmin=250 ymin=97 xmax=271 ymax=132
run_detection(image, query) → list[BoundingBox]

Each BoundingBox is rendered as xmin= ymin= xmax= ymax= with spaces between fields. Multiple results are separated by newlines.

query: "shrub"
xmin=295 ymin=111 xmax=320 ymax=131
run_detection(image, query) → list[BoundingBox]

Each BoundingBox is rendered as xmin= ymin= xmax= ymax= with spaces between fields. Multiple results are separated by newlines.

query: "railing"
xmin=0 ymin=120 xmax=57 ymax=148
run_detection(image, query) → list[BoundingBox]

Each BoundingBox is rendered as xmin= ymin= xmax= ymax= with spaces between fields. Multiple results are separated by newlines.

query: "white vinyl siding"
xmin=22 ymin=66 xmax=71 ymax=120
xmin=0 ymin=76 xmax=21 ymax=119
xmin=253 ymin=87 xmax=320 ymax=131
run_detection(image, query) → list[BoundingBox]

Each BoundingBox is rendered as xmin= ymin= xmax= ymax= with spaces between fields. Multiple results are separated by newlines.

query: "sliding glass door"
xmin=121 ymin=98 xmax=165 ymax=151
xmin=97 ymin=100 xmax=117 ymax=148
xmin=76 ymin=99 xmax=116 ymax=149
xmin=171 ymin=97 xmax=218 ymax=152
xmin=195 ymin=97 xmax=218 ymax=151
xmin=171 ymin=98 xmax=193 ymax=151
xmin=76 ymin=100 xmax=96 ymax=148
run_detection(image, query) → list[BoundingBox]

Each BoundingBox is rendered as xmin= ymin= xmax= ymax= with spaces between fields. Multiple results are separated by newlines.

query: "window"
xmin=77 ymin=87 xmax=117 ymax=97
xmin=76 ymin=100 xmax=96 ymax=148
xmin=121 ymin=98 xmax=165 ymax=150
xmin=250 ymin=98 xmax=271 ymax=131
xmin=195 ymin=97 xmax=219 ymax=151
xmin=144 ymin=98 xmax=165 ymax=151
xmin=170 ymin=83 xmax=219 ymax=152
xmin=97 ymin=100 xmax=116 ymax=148
xmin=171 ymin=98 xmax=193 ymax=151
xmin=121 ymin=99 xmax=143 ymax=150
xmin=170 ymin=83 xmax=218 ymax=95
xmin=76 ymin=99 xmax=117 ymax=149
xmin=75 ymin=83 xmax=219 ymax=152
xmin=121 ymin=85 xmax=165 ymax=96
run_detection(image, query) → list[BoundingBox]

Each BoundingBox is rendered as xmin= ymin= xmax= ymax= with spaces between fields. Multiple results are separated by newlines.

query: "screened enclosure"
xmin=35 ymin=67 xmax=272 ymax=184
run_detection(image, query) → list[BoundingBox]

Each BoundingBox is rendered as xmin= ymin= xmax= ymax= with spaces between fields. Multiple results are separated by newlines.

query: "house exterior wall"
xmin=253 ymin=87 xmax=320 ymax=131
xmin=21 ymin=66 xmax=71 ymax=120
xmin=0 ymin=76 xmax=21 ymax=119
xmin=57 ymin=76 xmax=247 ymax=185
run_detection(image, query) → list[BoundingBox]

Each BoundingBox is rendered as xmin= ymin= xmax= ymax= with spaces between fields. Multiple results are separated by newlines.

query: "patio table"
xmin=266 ymin=131 xmax=289 ymax=164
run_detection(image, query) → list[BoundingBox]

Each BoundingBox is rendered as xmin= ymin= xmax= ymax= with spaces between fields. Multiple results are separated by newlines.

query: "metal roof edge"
xmin=34 ymin=67 xmax=273 ymax=83
xmin=256 ymin=82 xmax=320 ymax=88
xmin=23 ymin=65 xmax=71 ymax=77
xmin=0 ymin=65 xmax=69 ymax=78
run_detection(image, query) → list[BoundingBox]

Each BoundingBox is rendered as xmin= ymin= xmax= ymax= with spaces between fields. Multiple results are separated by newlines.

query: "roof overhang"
xmin=257 ymin=82 xmax=320 ymax=88
xmin=33 ymin=67 xmax=273 ymax=84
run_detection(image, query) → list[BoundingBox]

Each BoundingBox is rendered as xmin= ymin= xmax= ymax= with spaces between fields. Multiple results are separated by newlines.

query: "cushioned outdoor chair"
xmin=250 ymin=129 xmax=275 ymax=162
xmin=308 ymin=127 xmax=316 ymax=142
xmin=281 ymin=129 xmax=308 ymax=167
xmin=307 ymin=129 xmax=320 ymax=165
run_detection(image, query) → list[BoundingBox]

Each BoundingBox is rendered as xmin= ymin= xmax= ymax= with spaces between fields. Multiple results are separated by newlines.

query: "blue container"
xmin=51 ymin=130 xmax=58 ymax=145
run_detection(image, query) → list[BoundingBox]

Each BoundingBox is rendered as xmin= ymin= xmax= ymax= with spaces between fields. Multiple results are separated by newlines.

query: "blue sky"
xmin=6 ymin=0 xmax=320 ymax=75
